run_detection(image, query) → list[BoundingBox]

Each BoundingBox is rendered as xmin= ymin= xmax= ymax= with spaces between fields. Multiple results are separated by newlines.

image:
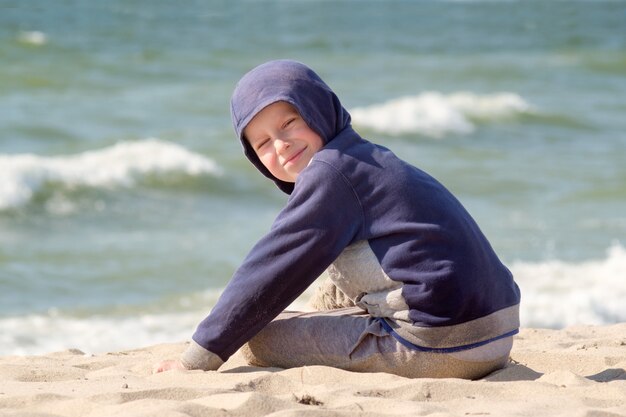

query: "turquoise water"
xmin=1 ymin=0 xmax=625 ymax=355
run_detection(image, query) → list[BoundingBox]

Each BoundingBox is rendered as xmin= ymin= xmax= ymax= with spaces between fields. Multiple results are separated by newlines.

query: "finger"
xmin=152 ymin=362 xmax=167 ymax=374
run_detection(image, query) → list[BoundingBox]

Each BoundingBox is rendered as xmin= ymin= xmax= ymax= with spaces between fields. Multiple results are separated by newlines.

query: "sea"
xmin=1 ymin=0 xmax=625 ymax=356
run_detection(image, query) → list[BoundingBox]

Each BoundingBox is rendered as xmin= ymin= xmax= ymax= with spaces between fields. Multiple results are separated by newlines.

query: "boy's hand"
xmin=152 ymin=359 xmax=187 ymax=373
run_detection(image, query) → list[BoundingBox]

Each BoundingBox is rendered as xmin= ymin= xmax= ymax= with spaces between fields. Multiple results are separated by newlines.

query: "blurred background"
xmin=1 ymin=0 xmax=625 ymax=355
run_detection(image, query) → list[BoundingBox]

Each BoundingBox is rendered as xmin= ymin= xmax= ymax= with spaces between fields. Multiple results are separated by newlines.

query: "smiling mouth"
xmin=283 ymin=147 xmax=305 ymax=166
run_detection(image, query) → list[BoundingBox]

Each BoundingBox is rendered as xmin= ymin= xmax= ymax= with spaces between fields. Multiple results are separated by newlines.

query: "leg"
xmin=242 ymin=307 xmax=369 ymax=369
xmin=241 ymin=307 xmax=511 ymax=379
xmin=307 ymin=277 xmax=355 ymax=311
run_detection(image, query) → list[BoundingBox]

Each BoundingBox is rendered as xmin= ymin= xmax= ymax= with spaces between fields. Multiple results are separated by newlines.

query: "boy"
xmin=155 ymin=60 xmax=521 ymax=378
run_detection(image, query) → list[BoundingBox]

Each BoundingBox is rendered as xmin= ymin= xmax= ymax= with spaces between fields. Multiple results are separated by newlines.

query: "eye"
xmin=254 ymin=138 xmax=270 ymax=151
xmin=282 ymin=117 xmax=296 ymax=129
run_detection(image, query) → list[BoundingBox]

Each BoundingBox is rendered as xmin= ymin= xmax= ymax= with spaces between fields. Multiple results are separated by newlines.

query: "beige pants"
xmin=242 ymin=306 xmax=511 ymax=379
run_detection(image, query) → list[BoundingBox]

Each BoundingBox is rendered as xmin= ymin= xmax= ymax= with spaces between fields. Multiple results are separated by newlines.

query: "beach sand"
xmin=1 ymin=324 xmax=624 ymax=417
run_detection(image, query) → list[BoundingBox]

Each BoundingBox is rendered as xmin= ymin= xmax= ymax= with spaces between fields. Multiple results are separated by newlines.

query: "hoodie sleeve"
xmin=183 ymin=161 xmax=364 ymax=368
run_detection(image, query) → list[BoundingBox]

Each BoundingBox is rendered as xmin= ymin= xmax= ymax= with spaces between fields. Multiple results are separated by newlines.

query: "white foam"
xmin=17 ymin=31 xmax=48 ymax=46
xmin=512 ymin=242 xmax=626 ymax=328
xmin=0 ymin=310 xmax=204 ymax=356
xmin=0 ymin=139 xmax=221 ymax=211
xmin=350 ymin=92 xmax=532 ymax=138
xmin=0 ymin=287 xmax=227 ymax=356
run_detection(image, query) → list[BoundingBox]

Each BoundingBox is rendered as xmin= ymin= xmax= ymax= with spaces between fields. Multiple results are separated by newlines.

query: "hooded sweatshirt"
xmin=182 ymin=60 xmax=521 ymax=370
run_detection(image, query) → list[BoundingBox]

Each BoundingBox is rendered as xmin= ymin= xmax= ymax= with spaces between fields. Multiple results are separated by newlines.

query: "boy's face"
xmin=244 ymin=101 xmax=324 ymax=183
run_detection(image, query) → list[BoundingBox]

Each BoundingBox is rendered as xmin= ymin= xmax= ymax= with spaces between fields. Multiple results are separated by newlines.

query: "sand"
xmin=1 ymin=324 xmax=625 ymax=417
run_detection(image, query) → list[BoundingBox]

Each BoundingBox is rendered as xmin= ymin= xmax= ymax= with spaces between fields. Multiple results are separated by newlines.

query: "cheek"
xmin=259 ymin=152 xmax=278 ymax=170
xmin=304 ymin=127 xmax=324 ymax=150
xmin=310 ymin=135 xmax=324 ymax=152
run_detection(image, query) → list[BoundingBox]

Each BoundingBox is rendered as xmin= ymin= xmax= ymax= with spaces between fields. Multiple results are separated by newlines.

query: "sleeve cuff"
xmin=180 ymin=340 xmax=225 ymax=371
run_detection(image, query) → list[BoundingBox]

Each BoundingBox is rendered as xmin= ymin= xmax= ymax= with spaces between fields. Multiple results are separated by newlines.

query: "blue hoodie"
xmin=184 ymin=60 xmax=520 ymax=368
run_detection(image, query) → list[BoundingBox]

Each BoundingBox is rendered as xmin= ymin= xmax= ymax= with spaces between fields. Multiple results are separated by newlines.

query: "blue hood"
xmin=230 ymin=60 xmax=352 ymax=194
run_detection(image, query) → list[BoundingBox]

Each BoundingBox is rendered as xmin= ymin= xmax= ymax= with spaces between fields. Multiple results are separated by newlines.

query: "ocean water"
xmin=1 ymin=0 xmax=625 ymax=355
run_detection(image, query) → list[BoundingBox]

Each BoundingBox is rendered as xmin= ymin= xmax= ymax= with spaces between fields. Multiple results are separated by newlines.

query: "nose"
xmin=273 ymin=137 xmax=291 ymax=153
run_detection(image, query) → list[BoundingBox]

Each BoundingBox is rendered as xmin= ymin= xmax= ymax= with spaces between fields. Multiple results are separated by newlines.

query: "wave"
xmin=350 ymin=91 xmax=533 ymax=138
xmin=0 ymin=139 xmax=222 ymax=211
xmin=0 ymin=309 xmax=204 ymax=356
xmin=1 ymin=244 xmax=624 ymax=356
xmin=511 ymin=242 xmax=626 ymax=329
